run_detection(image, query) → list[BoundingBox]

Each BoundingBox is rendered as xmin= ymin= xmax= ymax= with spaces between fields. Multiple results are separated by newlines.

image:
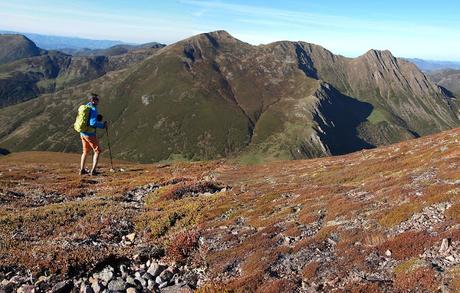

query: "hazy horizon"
xmin=1 ymin=0 xmax=460 ymax=61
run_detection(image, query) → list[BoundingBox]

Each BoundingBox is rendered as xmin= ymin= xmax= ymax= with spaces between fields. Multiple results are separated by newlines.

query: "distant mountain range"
xmin=59 ymin=42 xmax=165 ymax=57
xmin=0 ymin=30 xmax=126 ymax=50
xmin=0 ymin=31 xmax=458 ymax=163
xmin=427 ymin=69 xmax=460 ymax=97
xmin=405 ymin=58 xmax=460 ymax=72
xmin=0 ymin=34 xmax=165 ymax=107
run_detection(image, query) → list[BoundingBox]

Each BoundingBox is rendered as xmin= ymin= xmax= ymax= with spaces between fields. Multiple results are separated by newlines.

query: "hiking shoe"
xmin=79 ymin=169 xmax=88 ymax=175
xmin=89 ymin=170 xmax=101 ymax=176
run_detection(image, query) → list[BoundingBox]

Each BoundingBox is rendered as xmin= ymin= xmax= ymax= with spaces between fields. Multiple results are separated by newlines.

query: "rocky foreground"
xmin=0 ymin=127 xmax=459 ymax=292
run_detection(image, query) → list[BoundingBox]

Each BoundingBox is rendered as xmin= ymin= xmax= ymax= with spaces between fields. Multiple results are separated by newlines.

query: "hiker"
xmin=74 ymin=93 xmax=107 ymax=175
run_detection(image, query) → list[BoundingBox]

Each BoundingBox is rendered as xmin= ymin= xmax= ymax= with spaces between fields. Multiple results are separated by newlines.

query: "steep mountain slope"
xmin=0 ymin=34 xmax=44 ymax=64
xmin=428 ymin=69 xmax=460 ymax=97
xmin=0 ymin=31 xmax=458 ymax=162
xmin=0 ymin=127 xmax=459 ymax=292
xmin=0 ymin=37 xmax=161 ymax=107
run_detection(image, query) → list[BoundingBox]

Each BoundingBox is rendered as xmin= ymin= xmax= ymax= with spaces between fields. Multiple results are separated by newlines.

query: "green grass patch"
xmin=367 ymin=108 xmax=388 ymax=124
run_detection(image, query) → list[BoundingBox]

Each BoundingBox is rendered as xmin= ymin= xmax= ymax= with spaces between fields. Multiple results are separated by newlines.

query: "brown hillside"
xmin=0 ymin=127 xmax=459 ymax=292
xmin=1 ymin=31 xmax=458 ymax=163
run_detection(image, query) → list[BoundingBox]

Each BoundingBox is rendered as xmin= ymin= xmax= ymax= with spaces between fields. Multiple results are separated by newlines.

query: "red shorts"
xmin=81 ymin=136 xmax=101 ymax=154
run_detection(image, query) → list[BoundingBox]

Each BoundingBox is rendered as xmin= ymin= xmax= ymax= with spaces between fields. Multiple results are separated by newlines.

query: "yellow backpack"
xmin=73 ymin=105 xmax=92 ymax=132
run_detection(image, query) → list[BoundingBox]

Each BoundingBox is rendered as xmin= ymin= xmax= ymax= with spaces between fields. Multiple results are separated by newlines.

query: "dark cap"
xmin=87 ymin=93 xmax=99 ymax=101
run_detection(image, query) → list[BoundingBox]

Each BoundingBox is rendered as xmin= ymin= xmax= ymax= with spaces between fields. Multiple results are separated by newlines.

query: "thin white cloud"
xmin=181 ymin=0 xmax=459 ymax=36
xmin=1 ymin=0 xmax=459 ymax=60
xmin=0 ymin=2 xmax=201 ymax=44
xmin=180 ymin=0 xmax=460 ymax=60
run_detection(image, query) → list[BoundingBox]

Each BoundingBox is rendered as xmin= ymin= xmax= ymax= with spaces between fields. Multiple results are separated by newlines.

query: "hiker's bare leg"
xmin=90 ymin=151 xmax=100 ymax=174
xmin=80 ymin=151 xmax=88 ymax=173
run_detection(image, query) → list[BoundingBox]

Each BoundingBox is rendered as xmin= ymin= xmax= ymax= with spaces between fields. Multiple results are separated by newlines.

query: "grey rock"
xmin=159 ymin=270 xmax=173 ymax=283
xmin=183 ymin=272 xmax=198 ymax=288
xmin=155 ymin=276 xmax=162 ymax=285
xmin=147 ymin=262 xmax=166 ymax=277
xmin=0 ymin=282 xmax=15 ymax=293
xmin=147 ymin=280 xmax=156 ymax=291
xmin=142 ymin=273 xmax=155 ymax=281
xmin=126 ymin=276 xmax=136 ymax=287
xmin=136 ymin=246 xmax=165 ymax=262
xmin=134 ymin=277 xmax=146 ymax=288
xmin=52 ymin=280 xmax=73 ymax=293
xmin=120 ymin=265 xmax=128 ymax=278
xmin=107 ymin=278 xmax=126 ymax=292
xmin=147 ymin=263 xmax=166 ymax=277
xmin=126 ymin=233 xmax=136 ymax=242
xmin=126 ymin=288 xmax=138 ymax=293
xmin=90 ymin=280 xmax=102 ymax=293
xmin=98 ymin=268 xmax=114 ymax=284
xmin=446 ymin=255 xmax=456 ymax=262
xmin=439 ymin=238 xmax=451 ymax=253
xmin=8 ymin=275 xmax=27 ymax=284
xmin=80 ymin=284 xmax=94 ymax=293
xmin=160 ymin=284 xmax=193 ymax=293
xmin=35 ymin=275 xmax=50 ymax=286
xmin=17 ymin=285 xmax=35 ymax=293
xmin=158 ymin=281 xmax=168 ymax=289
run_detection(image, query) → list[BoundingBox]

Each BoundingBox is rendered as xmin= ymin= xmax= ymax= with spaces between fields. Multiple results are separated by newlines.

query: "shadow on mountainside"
xmin=313 ymin=83 xmax=375 ymax=155
xmin=0 ymin=148 xmax=10 ymax=155
xmin=438 ymin=85 xmax=458 ymax=100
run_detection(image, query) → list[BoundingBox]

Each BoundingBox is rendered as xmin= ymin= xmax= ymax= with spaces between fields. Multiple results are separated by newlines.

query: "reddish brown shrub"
xmin=342 ymin=282 xmax=383 ymax=293
xmin=379 ymin=231 xmax=436 ymax=260
xmin=255 ymin=279 xmax=298 ymax=293
xmin=166 ymin=230 xmax=200 ymax=261
xmin=302 ymin=261 xmax=320 ymax=280
xmin=394 ymin=267 xmax=439 ymax=292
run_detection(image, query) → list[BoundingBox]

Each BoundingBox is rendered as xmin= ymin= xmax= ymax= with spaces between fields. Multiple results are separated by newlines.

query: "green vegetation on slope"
xmin=0 ymin=31 xmax=459 ymax=162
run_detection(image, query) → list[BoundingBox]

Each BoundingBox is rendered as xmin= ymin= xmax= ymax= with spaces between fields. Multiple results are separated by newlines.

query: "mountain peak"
xmin=362 ymin=49 xmax=394 ymax=59
xmin=206 ymin=30 xmax=232 ymax=38
xmin=0 ymin=34 xmax=43 ymax=64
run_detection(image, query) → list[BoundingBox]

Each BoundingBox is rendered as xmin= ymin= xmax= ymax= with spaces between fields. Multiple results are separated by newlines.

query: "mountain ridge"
xmin=0 ymin=34 xmax=163 ymax=107
xmin=0 ymin=30 xmax=458 ymax=162
xmin=0 ymin=30 xmax=126 ymax=50
xmin=0 ymin=34 xmax=45 ymax=64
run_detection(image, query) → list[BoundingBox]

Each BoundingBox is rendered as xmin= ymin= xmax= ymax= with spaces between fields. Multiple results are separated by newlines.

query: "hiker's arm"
xmin=89 ymin=110 xmax=105 ymax=129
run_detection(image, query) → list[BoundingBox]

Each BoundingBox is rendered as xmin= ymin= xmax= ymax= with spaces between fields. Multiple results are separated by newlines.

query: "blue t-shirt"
xmin=80 ymin=102 xmax=105 ymax=137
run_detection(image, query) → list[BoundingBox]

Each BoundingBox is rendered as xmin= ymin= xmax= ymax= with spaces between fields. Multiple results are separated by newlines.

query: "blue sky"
xmin=1 ymin=0 xmax=459 ymax=60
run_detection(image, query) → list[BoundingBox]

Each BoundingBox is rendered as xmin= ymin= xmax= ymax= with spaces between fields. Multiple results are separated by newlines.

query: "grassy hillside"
xmin=0 ymin=34 xmax=43 ymax=65
xmin=428 ymin=69 xmax=460 ymax=98
xmin=0 ymin=37 xmax=160 ymax=108
xmin=0 ymin=31 xmax=459 ymax=162
xmin=0 ymin=127 xmax=459 ymax=292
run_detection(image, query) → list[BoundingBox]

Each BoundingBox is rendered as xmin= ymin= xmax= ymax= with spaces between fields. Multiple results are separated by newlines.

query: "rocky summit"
xmin=0 ymin=126 xmax=459 ymax=292
xmin=0 ymin=31 xmax=458 ymax=162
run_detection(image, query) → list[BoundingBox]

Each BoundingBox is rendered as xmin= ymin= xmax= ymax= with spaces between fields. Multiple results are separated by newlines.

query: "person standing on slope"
xmin=76 ymin=93 xmax=107 ymax=176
